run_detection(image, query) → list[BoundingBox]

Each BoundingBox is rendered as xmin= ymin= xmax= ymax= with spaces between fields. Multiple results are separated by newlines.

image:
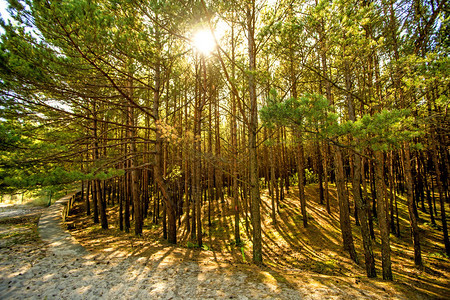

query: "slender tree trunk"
xmin=403 ymin=143 xmax=423 ymax=267
xmin=124 ymin=171 xmax=130 ymax=232
xmin=353 ymin=153 xmax=375 ymax=277
xmin=388 ymin=152 xmax=396 ymax=235
xmin=423 ymin=155 xmax=436 ymax=225
xmin=335 ymin=146 xmax=358 ymax=262
xmin=323 ymin=143 xmax=331 ymax=214
xmin=96 ymin=179 xmax=108 ymax=229
xmin=431 ymin=130 xmax=450 ymax=256
xmin=208 ymin=88 xmax=214 ymax=228
xmin=374 ymin=151 xmax=393 ymax=280
xmin=119 ymin=177 xmax=123 ymax=231
xmin=247 ymin=1 xmax=262 ymax=264
xmin=184 ymin=144 xmax=191 ymax=234
xmin=86 ymin=180 xmax=91 ymax=216
xmin=231 ymin=18 xmax=240 ymax=244
xmin=297 ymin=140 xmax=307 ymax=228
xmin=127 ymin=77 xmax=142 ymax=235
xmin=270 ymin=132 xmax=277 ymax=225
xmin=316 ymin=142 xmax=324 ymax=205
xmin=153 ymin=38 xmax=176 ymax=243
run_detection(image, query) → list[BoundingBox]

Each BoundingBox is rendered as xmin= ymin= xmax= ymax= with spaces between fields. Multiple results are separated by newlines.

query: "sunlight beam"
xmin=193 ymin=29 xmax=216 ymax=55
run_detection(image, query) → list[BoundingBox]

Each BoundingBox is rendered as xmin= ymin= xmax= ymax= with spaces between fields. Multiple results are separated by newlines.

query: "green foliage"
xmin=429 ymin=252 xmax=449 ymax=259
xmin=289 ymin=173 xmax=298 ymax=186
xmin=304 ymin=169 xmax=318 ymax=185
xmin=229 ymin=239 xmax=246 ymax=247
xmin=186 ymin=241 xmax=211 ymax=251
xmin=186 ymin=241 xmax=196 ymax=248
xmin=241 ymin=246 xmax=246 ymax=263
xmin=261 ymin=92 xmax=421 ymax=152
xmin=261 ymin=91 xmax=336 ymax=139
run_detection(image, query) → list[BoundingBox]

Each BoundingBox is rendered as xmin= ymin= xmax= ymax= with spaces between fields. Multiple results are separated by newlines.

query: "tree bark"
xmin=430 ymin=130 xmax=450 ymax=256
xmin=247 ymin=1 xmax=262 ymax=264
xmin=335 ymin=146 xmax=358 ymax=262
xmin=153 ymin=40 xmax=176 ymax=243
xmin=374 ymin=151 xmax=393 ymax=280
xmin=403 ymin=143 xmax=423 ymax=267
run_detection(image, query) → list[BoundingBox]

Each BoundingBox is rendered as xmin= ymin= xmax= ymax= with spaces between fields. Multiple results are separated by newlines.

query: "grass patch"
xmin=186 ymin=241 xmax=211 ymax=251
xmin=0 ymin=216 xmax=40 ymax=247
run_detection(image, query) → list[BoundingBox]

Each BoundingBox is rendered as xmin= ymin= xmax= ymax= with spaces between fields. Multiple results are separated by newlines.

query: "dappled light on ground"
xmin=65 ymin=184 xmax=450 ymax=299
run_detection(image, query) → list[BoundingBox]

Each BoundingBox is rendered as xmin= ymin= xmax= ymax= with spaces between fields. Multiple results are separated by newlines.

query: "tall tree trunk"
xmin=403 ymin=143 xmax=423 ymax=267
xmin=345 ymin=62 xmax=375 ymax=275
xmin=297 ymin=139 xmax=307 ymax=228
xmin=184 ymin=94 xmax=191 ymax=233
xmin=323 ymin=142 xmax=331 ymax=213
xmin=345 ymin=72 xmax=377 ymax=278
xmin=153 ymin=39 xmax=176 ymax=243
xmin=119 ymin=177 xmax=123 ymax=231
xmin=208 ymin=89 xmax=214 ymax=227
xmin=91 ymin=143 xmax=98 ymax=223
xmin=127 ymin=77 xmax=142 ymax=235
xmin=85 ymin=179 xmax=91 ymax=216
xmin=124 ymin=171 xmax=130 ymax=232
xmin=231 ymin=18 xmax=240 ymax=244
xmin=335 ymin=146 xmax=358 ymax=263
xmin=247 ymin=1 xmax=262 ymax=264
xmin=423 ymin=151 xmax=436 ymax=225
xmin=270 ymin=130 xmax=277 ymax=225
xmin=374 ymin=151 xmax=393 ymax=280
xmin=431 ymin=130 xmax=450 ymax=256
xmin=354 ymin=153 xmax=376 ymax=277
xmin=93 ymin=102 xmax=107 ymax=229
xmin=316 ymin=142 xmax=324 ymax=205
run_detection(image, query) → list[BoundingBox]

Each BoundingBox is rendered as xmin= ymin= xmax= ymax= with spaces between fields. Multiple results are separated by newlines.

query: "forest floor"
xmin=0 ymin=184 xmax=449 ymax=299
xmin=65 ymin=184 xmax=449 ymax=299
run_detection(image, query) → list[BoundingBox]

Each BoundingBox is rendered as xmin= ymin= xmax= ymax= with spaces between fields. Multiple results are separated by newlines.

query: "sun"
xmin=193 ymin=29 xmax=216 ymax=55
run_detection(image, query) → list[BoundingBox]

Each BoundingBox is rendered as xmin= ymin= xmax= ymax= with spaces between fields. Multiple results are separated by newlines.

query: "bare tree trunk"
xmin=431 ymin=130 xmax=450 ymax=256
xmin=270 ymin=130 xmax=276 ymax=225
xmin=153 ymin=39 xmax=176 ymax=243
xmin=344 ymin=56 xmax=372 ymax=273
xmin=297 ymin=140 xmax=307 ymax=228
xmin=402 ymin=143 xmax=423 ymax=267
xmin=127 ymin=77 xmax=142 ymax=235
xmin=374 ymin=151 xmax=393 ymax=280
xmin=208 ymin=92 xmax=214 ymax=227
xmin=247 ymin=1 xmax=262 ymax=264
xmin=93 ymin=102 xmax=107 ymax=229
xmin=231 ymin=18 xmax=240 ymax=244
xmin=335 ymin=147 xmax=358 ymax=262
xmin=85 ymin=179 xmax=91 ymax=216
xmin=323 ymin=143 xmax=331 ymax=214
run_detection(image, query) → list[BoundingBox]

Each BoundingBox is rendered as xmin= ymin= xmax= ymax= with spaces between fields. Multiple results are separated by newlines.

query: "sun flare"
xmin=193 ymin=29 xmax=216 ymax=55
